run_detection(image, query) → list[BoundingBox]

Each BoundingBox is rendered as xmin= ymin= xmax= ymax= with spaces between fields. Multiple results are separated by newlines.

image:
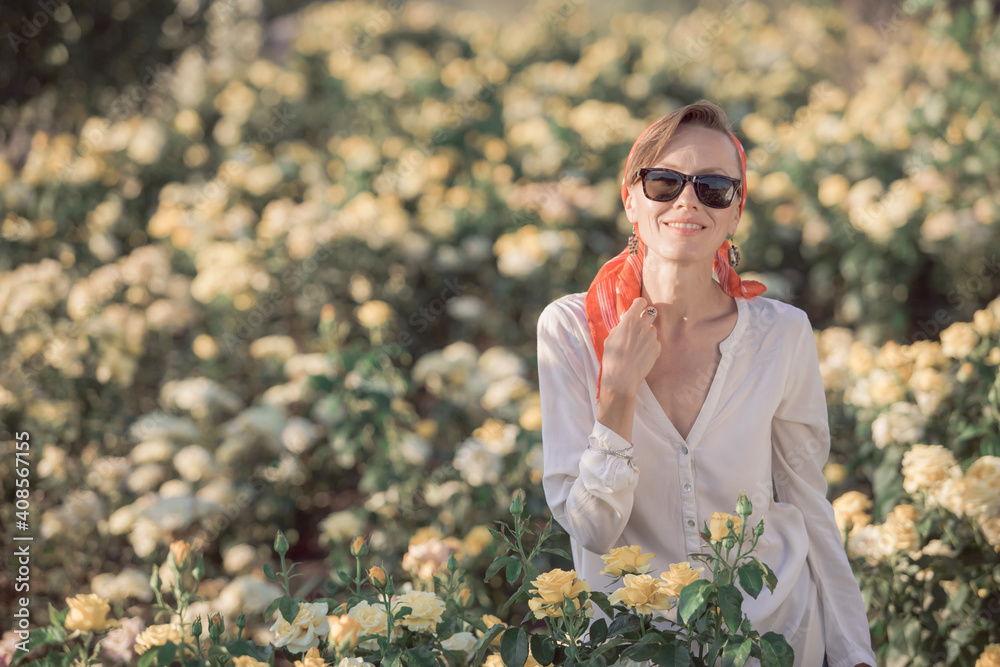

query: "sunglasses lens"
xmin=696 ymin=177 xmax=737 ymax=208
xmin=644 ymin=171 xmax=684 ymax=201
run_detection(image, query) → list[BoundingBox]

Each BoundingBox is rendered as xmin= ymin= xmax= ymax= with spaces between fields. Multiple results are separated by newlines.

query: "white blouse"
xmin=537 ymin=292 xmax=876 ymax=667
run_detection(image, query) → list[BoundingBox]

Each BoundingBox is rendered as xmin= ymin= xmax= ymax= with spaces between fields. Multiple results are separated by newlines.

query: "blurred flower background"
xmin=1 ymin=0 xmax=999 ymax=664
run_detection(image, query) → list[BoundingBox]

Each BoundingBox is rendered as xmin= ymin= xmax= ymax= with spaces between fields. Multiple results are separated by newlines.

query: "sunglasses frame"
xmin=637 ymin=167 xmax=742 ymax=209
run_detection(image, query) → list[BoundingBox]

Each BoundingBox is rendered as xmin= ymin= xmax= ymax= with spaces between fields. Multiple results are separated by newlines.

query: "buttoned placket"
xmin=638 ymin=299 xmax=746 ymax=557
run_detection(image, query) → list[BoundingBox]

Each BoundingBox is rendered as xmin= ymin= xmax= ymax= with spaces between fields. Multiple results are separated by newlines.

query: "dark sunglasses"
xmin=638 ymin=167 xmax=742 ymax=209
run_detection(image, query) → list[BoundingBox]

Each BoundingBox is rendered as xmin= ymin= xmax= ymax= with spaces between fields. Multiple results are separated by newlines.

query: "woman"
xmin=536 ymin=101 xmax=876 ymax=667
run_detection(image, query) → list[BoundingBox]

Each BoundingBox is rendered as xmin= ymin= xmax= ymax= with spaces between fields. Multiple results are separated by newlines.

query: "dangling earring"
xmin=726 ymin=234 xmax=741 ymax=267
xmin=627 ymin=233 xmax=639 ymax=256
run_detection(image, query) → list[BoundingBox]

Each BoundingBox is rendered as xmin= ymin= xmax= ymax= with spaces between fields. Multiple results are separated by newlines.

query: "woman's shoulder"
xmin=745 ymin=295 xmax=811 ymax=330
xmin=537 ymin=292 xmax=590 ymax=344
xmin=538 ymin=292 xmax=588 ymax=327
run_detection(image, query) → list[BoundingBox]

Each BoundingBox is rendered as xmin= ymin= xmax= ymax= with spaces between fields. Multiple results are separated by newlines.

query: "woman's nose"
xmin=673 ymin=180 xmax=700 ymax=208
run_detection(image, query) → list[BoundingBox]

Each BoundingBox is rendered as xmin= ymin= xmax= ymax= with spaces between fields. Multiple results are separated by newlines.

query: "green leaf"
xmin=224 ymin=639 xmax=264 ymax=658
xmin=737 ymin=563 xmax=764 ymax=599
xmin=484 ymin=556 xmax=512 ymax=582
xmin=541 ymin=547 xmax=571 ymax=559
xmin=137 ymin=650 xmax=159 ymax=667
xmin=589 ymin=618 xmax=608 ymax=645
xmin=592 ymin=635 xmax=626 ymax=659
xmin=721 ymin=637 xmax=753 ymax=667
xmin=505 ymin=558 xmax=524 ymax=584
xmin=751 ymin=557 xmax=778 ymax=593
xmin=626 ymin=639 xmax=660 ymax=662
xmin=405 ymin=645 xmax=439 ymax=667
xmin=677 ymin=579 xmax=711 ymax=625
xmin=705 ymin=634 xmax=727 ymax=664
xmin=264 ymin=597 xmax=281 ymax=621
xmin=47 ymin=604 xmax=69 ymax=629
xmin=263 ymin=563 xmax=277 ymax=581
xmin=471 ymin=625 xmax=505 ymax=666
xmin=657 ymin=644 xmax=693 ymax=667
xmin=608 ymin=614 xmax=640 ymax=636
xmin=279 ymin=596 xmax=299 ymax=623
xmin=156 ymin=641 xmax=177 ymax=666
xmin=530 ymin=634 xmax=556 ymax=665
xmin=384 ymin=644 xmax=404 ymax=667
xmin=759 ymin=632 xmax=794 ymax=667
xmin=500 ymin=627 xmax=529 ymax=667
xmin=718 ymin=584 xmax=744 ymax=633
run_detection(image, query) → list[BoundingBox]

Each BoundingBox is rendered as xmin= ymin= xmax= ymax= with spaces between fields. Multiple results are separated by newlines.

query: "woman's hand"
xmin=600 ymin=296 xmax=661 ymax=396
xmin=595 ymin=297 xmax=660 ymax=444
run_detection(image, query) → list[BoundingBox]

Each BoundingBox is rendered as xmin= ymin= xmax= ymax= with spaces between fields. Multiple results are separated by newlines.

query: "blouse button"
xmin=687 ymin=520 xmax=695 ymax=527
xmin=681 ymin=446 xmax=689 ymax=455
xmin=683 ymin=483 xmax=692 ymax=492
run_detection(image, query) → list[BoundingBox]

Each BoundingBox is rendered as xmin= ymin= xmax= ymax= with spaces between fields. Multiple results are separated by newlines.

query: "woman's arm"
xmin=771 ymin=309 xmax=877 ymax=667
xmin=537 ymin=300 xmax=640 ymax=555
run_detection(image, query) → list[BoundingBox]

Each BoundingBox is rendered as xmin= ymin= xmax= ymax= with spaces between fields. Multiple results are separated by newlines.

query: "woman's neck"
xmin=639 ymin=254 xmax=732 ymax=330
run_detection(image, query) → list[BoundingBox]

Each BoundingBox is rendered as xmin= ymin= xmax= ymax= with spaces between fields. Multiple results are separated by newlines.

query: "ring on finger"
xmin=644 ymin=307 xmax=657 ymax=319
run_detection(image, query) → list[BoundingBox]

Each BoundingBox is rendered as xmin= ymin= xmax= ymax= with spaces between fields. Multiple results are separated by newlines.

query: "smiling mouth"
xmin=663 ymin=221 xmax=706 ymax=230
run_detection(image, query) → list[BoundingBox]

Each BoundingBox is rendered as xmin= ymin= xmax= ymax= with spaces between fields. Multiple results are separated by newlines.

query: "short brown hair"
xmin=622 ymin=100 xmax=739 ymax=192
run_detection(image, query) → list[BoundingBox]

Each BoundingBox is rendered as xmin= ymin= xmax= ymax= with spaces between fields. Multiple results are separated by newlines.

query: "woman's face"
xmin=624 ymin=124 xmax=743 ymax=265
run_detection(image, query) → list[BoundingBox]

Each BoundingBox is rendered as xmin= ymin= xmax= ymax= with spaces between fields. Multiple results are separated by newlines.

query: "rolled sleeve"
xmin=538 ymin=301 xmax=639 ymax=555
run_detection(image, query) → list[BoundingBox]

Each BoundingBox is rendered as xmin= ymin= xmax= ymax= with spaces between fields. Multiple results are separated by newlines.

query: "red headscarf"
xmin=585 ymin=116 xmax=767 ymax=401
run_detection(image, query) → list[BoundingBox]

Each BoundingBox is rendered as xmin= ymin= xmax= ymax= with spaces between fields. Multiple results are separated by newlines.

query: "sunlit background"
xmin=1 ymin=0 xmax=999 ymax=664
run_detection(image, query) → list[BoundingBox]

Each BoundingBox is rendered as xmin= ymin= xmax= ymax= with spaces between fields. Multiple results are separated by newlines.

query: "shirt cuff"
xmin=579 ymin=421 xmax=637 ymax=492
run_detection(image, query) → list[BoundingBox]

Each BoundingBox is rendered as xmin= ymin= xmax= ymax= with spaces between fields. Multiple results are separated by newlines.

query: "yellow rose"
xmin=64 ymin=593 xmax=114 ymax=633
xmin=392 ymin=591 xmax=446 ymax=632
xmin=832 ymin=491 xmax=873 ymax=533
xmin=328 ymin=613 xmax=361 ymax=650
xmin=441 ymin=632 xmax=478 ymax=661
xmin=293 ymin=647 xmax=326 ymax=667
xmin=708 ymin=512 xmax=743 ymax=542
xmin=367 ymin=565 xmax=387 ymax=586
xmin=356 ymin=300 xmax=393 ymax=328
xmin=979 ymin=516 xmax=1000 ymax=553
xmin=877 ymin=504 xmax=920 ymax=556
xmin=463 ymin=524 xmax=495 ymax=557
xmin=232 ymin=657 xmax=270 ymax=667
xmin=600 ymin=545 xmax=656 ymax=577
xmin=348 ymin=600 xmax=389 ymax=637
xmin=976 ymin=643 xmax=1000 ymax=667
xmin=901 ymin=444 xmax=960 ymax=495
xmin=134 ymin=623 xmax=191 ymax=655
xmin=940 ymin=322 xmax=979 ymax=359
xmin=484 ymin=656 xmax=505 ymax=667
xmin=660 ymin=562 xmax=704 ymax=597
xmin=270 ymin=601 xmax=329 ymax=654
xmin=478 ymin=614 xmax=507 ymax=647
xmin=960 ymin=456 xmax=1000 ymax=519
xmin=350 ymin=536 xmax=366 ymax=557
xmin=168 ymin=540 xmax=191 ymax=568
xmin=608 ymin=574 xmax=673 ymax=615
xmin=527 ymin=569 xmax=591 ymax=619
